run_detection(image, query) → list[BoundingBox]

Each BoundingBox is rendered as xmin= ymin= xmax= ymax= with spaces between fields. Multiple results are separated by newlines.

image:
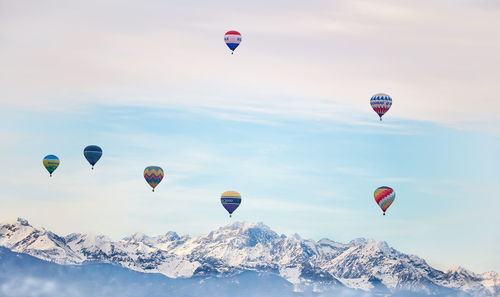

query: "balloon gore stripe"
xmin=374 ymin=186 xmax=395 ymax=213
xmin=221 ymin=191 xmax=242 ymax=215
xmin=144 ymin=166 xmax=164 ymax=190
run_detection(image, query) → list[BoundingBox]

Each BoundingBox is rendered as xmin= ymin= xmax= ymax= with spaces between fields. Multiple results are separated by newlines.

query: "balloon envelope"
xmin=84 ymin=145 xmax=102 ymax=168
xmin=370 ymin=93 xmax=392 ymax=120
xmin=43 ymin=155 xmax=60 ymax=176
xmin=221 ymin=191 xmax=241 ymax=216
xmin=224 ymin=30 xmax=241 ymax=52
xmin=144 ymin=166 xmax=164 ymax=191
xmin=374 ymin=186 xmax=395 ymax=214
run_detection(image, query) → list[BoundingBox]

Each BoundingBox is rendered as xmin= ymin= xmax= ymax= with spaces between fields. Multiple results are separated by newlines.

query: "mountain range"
xmin=0 ymin=218 xmax=498 ymax=297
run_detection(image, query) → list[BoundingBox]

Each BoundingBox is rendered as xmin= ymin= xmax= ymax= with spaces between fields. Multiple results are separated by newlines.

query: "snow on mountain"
xmin=64 ymin=231 xmax=197 ymax=278
xmin=481 ymin=271 xmax=500 ymax=296
xmin=0 ymin=218 xmax=82 ymax=264
xmin=322 ymin=238 xmax=450 ymax=294
xmin=0 ymin=218 xmax=498 ymax=296
xmin=440 ymin=266 xmax=498 ymax=296
xmin=0 ymin=247 xmax=302 ymax=297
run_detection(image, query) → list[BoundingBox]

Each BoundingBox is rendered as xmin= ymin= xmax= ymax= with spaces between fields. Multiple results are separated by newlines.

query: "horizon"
xmin=2 ymin=215 xmax=497 ymax=275
xmin=3 ymin=216 xmax=494 ymax=276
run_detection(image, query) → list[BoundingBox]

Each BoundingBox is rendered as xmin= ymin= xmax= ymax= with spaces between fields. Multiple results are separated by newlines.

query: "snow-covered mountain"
xmin=1 ymin=218 xmax=498 ymax=296
xmin=0 ymin=218 xmax=83 ymax=264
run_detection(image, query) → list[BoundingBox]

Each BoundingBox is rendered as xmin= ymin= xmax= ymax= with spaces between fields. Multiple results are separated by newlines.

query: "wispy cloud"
xmin=245 ymin=197 xmax=351 ymax=215
xmin=1 ymin=0 xmax=499 ymax=132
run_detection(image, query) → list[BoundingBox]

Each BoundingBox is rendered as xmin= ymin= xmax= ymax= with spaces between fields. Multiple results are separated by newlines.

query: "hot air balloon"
xmin=374 ymin=186 xmax=395 ymax=215
xmin=84 ymin=145 xmax=102 ymax=169
xmin=370 ymin=93 xmax=392 ymax=121
xmin=221 ymin=191 xmax=241 ymax=217
xmin=224 ymin=30 xmax=241 ymax=54
xmin=144 ymin=166 xmax=164 ymax=192
xmin=43 ymin=155 xmax=60 ymax=177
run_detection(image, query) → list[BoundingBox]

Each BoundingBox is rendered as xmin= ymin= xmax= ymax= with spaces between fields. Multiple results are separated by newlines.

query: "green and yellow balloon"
xmin=43 ymin=155 xmax=60 ymax=177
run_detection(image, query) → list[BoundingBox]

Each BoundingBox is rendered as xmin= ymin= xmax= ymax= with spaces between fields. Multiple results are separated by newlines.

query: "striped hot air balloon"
xmin=224 ymin=30 xmax=241 ymax=54
xmin=43 ymin=155 xmax=60 ymax=177
xmin=374 ymin=186 xmax=395 ymax=215
xmin=221 ymin=191 xmax=241 ymax=217
xmin=370 ymin=93 xmax=392 ymax=121
xmin=144 ymin=166 xmax=164 ymax=192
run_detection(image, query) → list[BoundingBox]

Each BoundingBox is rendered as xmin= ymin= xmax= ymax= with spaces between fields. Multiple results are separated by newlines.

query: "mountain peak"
xmin=204 ymin=221 xmax=279 ymax=247
xmin=348 ymin=237 xmax=371 ymax=246
xmin=16 ymin=218 xmax=30 ymax=226
xmin=447 ymin=266 xmax=476 ymax=276
xmin=124 ymin=232 xmax=148 ymax=242
xmin=222 ymin=221 xmax=271 ymax=231
xmin=0 ymin=217 xmax=31 ymax=227
xmin=483 ymin=271 xmax=499 ymax=278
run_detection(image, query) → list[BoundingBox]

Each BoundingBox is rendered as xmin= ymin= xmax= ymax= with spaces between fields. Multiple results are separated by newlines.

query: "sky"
xmin=0 ymin=0 xmax=499 ymax=273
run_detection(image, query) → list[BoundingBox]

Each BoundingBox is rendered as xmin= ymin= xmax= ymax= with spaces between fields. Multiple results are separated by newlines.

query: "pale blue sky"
xmin=1 ymin=105 xmax=498 ymax=273
xmin=0 ymin=0 xmax=499 ymax=273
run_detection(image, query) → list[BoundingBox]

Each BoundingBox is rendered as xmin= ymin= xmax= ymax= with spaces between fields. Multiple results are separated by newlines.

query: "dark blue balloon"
xmin=84 ymin=145 xmax=102 ymax=169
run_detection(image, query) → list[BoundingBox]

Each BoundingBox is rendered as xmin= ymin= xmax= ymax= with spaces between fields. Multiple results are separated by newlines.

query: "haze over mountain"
xmin=0 ymin=218 xmax=498 ymax=297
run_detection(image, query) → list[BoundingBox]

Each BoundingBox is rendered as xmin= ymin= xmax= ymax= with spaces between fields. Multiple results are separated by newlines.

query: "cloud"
xmin=245 ymin=197 xmax=350 ymax=215
xmin=1 ymin=0 xmax=499 ymax=132
xmin=0 ymin=277 xmax=76 ymax=297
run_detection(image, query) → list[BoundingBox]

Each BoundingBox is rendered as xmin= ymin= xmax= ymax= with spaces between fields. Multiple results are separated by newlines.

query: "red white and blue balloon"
xmin=370 ymin=93 xmax=392 ymax=121
xmin=224 ymin=30 xmax=241 ymax=54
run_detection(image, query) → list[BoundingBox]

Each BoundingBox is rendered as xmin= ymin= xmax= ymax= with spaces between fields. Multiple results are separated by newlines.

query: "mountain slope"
xmin=0 ymin=247 xmax=305 ymax=297
xmin=0 ymin=218 xmax=82 ymax=264
xmin=0 ymin=218 xmax=497 ymax=296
